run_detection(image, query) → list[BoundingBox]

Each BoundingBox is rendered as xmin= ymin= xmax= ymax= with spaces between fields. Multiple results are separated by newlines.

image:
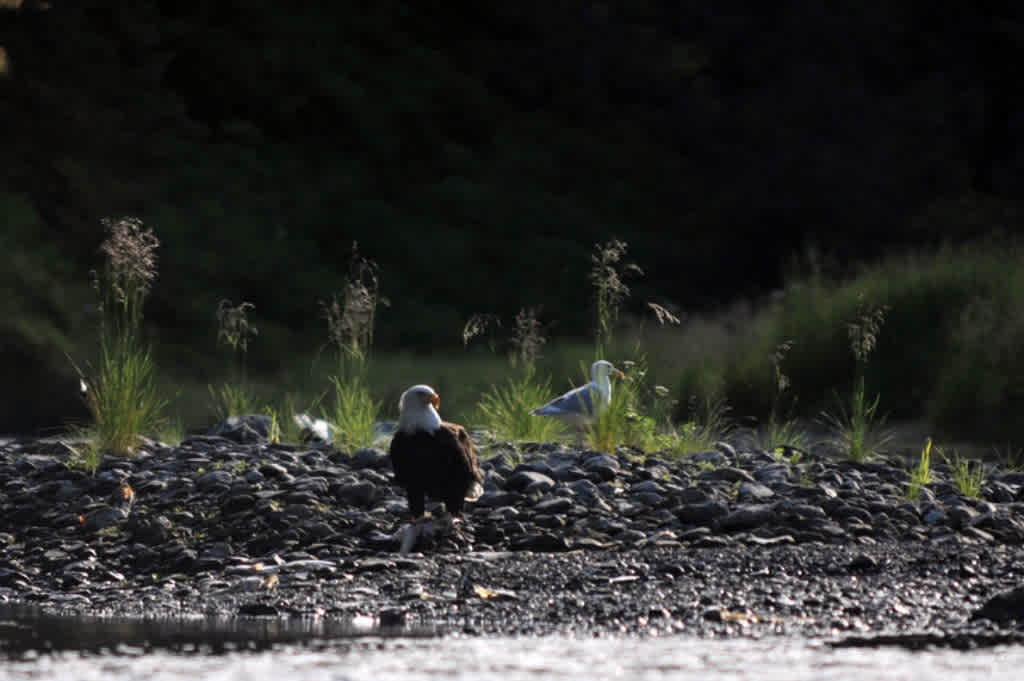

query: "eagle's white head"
xmin=397 ymin=384 xmax=443 ymax=433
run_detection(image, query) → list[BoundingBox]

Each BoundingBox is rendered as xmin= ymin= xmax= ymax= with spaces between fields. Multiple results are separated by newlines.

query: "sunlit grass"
xmin=321 ymin=243 xmax=384 ymax=453
xmin=943 ymin=448 xmax=987 ymax=499
xmin=821 ymin=377 xmax=892 ymax=462
xmin=475 ymin=368 xmax=568 ymax=442
xmin=136 ymin=240 xmax=1024 ymax=455
xmin=906 ymin=438 xmax=933 ymax=501
xmin=207 ymin=382 xmax=258 ymax=421
xmin=326 ymin=374 xmax=381 ymax=451
xmin=207 ymin=299 xmax=259 ymax=421
xmin=71 ymin=217 xmax=166 ymax=458
xmin=656 ymin=396 xmax=732 ymax=458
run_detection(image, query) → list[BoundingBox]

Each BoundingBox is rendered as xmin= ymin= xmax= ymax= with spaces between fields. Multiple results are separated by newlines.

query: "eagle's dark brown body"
xmin=389 ymin=422 xmax=483 ymax=517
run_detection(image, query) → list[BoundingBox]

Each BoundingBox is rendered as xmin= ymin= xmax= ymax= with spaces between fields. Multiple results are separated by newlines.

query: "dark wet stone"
xmin=746 ymin=534 xmax=794 ymax=546
xmin=477 ymin=491 xmax=522 ymax=507
xmin=506 ymin=470 xmax=556 ymax=493
xmin=738 ymin=481 xmax=775 ymax=502
xmin=223 ymin=493 xmax=256 ymax=514
xmin=698 ymin=467 xmax=756 ymax=484
xmin=238 ymin=602 xmax=279 ymax=616
xmin=352 ymin=447 xmax=390 ymax=470
xmin=196 ymin=470 xmax=233 ymax=492
xmin=0 ymin=567 xmax=32 ymax=587
xmin=259 ymin=462 xmax=290 ymax=479
xmin=692 ymin=450 xmax=729 ymax=466
xmin=510 ymin=532 xmax=571 ymax=552
xmin=550 ymin=464 xmax=587 ymax=482
xmin=716 ymin=504 xmax=776 ymax=532
xmin=972 ymin=586 xmax=1024 ymax=625
xmin=948 ymin=505 xmax=979 ymax=529
xmin=533 ymin=497 xmax=573 ymax=514
xmin=676 ymin=500 xmax=729 ymax=525
xmin=336 ymin=481 xmax=378 ymax=507
xmin=379 ymin=608 xmax=408 ymax=627
xmin=848 ymin=553 xmax=879 ymax=571
xmin=209 ymin=415 xmax=272 ymax=443
xmin=80 ymin=505 xmax=128 ymax=533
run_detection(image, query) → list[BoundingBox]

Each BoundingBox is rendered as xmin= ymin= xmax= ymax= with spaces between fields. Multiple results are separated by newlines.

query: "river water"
xmin=0 ymin=608 xmax=1021 ymax=681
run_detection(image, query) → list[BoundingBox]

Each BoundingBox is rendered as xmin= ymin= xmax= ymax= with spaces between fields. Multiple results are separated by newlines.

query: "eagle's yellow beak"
xmin=430 ymin=393 xmax=441 ymax=410
xmin=614 ymin=369 xmax=625 ymax=379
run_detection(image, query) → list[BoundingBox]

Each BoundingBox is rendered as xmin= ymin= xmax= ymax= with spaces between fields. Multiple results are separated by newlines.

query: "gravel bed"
xmin=2 ymin=417 xmax=1023 ymax=645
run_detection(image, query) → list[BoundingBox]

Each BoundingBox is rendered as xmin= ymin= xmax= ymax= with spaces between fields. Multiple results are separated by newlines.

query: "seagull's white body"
xmin=530 ymin=360 xmax=624 ymax=427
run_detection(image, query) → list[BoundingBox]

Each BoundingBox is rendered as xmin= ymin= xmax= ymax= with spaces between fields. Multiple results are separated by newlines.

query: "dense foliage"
xmin=1 ymin=2 xmax=1022 ymax=431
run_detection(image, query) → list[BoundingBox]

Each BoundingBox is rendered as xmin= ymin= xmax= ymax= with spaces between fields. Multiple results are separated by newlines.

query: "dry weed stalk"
xmin=216 ymin=300 xmax=258 ymax=353
xmin=323 ymin=242 xmax=386 ymax=368
xmin=848 ymin=298 xmax=889 ymax=364
xmin=590 ymin=239 xmax=643 ymax=352
xmin=462 ymin=313 xmax=502 ymax=350
xmin=510 ymin=306 xmax=546 ymax=371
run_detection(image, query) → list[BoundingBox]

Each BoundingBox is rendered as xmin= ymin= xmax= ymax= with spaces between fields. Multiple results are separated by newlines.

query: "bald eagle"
xmin=531 ymin=360 xmax=625 ymax=426
xmin=389 ymin=384 xmax=483 ymax=519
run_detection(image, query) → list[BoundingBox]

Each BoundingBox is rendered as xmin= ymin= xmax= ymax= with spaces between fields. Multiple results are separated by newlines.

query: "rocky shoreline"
xmin=1 ymin=420 xmax=1024 ymax=645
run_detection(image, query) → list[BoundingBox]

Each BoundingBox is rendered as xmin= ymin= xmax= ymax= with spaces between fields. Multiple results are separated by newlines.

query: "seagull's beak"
xmin=430 ymin=393 xmax=441 ymax=410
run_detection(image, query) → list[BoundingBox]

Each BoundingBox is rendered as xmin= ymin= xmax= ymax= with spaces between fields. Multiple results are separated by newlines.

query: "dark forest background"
xmin=1 ymin=1 xmax=1023 ymax=433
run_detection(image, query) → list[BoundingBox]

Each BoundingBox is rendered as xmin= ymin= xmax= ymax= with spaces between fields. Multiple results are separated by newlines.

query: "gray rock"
xmin=691 ymin=450 xmax=728 ymax=466
xmin=715 ymin=504 xmax=776 ymax=532
xmin=209 ymin=415 xmax=272 ymax=443
xmin=510 ymin=532 xmax=571 ymax=552
xmin=337 ymin=481 xmax=378 ymax=507
xmin=533 ymin=497 xmax=573 ymax=514
xmin=506 ymin=470 xmax=556 ymax=493
xmin=738 ymin=482 xmax=775 ymax=502
xmin=698 ymin=467 xmax=756 ymax=484
xmin=676 ymin=500 xmax=729 ymax=525
xmin=630 ymin=480 xmax=666 ymax=495
xmin=353 ymin=447 xmax=390 ymax=469
xmin=197 ymin=470 xmax=233 ymax=491
xmin=972 ymin=586 xmax=1024 ymax=624
xmin=947 ymin=505 xmax=979 ymax=529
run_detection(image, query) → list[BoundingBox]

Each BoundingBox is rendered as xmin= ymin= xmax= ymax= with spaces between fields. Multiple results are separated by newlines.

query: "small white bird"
xmin=530 ymin=360 xmax=625 ymax=428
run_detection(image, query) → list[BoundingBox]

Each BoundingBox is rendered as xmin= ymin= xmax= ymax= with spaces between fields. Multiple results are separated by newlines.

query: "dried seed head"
xmin=462 ymin=313 xmax=501 ymax=348
xmin=216 ymin=300 xmax=258 ymax=353
xmin=848 ymin=298 xmax=889 ymax=364
xmin=324 ymin=242 xmax=384 ymax=361
xmin=510 ymin=306 xmax=546 ymax=369
xmin=772 ymin=341 xmax=794 ymax=394
xmin=647 ymin=302 xmax=681 ymax=326
xmin=100 ymin=217 xmax=159 ymax=302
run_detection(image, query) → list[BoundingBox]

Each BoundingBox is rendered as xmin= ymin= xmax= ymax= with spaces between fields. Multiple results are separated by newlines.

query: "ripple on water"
xmin=3 ymin=636 xmax=1024 ymax=681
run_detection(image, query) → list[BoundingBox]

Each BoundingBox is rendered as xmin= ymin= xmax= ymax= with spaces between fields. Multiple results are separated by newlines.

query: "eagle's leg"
xmin=407 ymin=489 xmax=426 ymax=520
xmin=399 ymin=489 xmax=427 ymax=555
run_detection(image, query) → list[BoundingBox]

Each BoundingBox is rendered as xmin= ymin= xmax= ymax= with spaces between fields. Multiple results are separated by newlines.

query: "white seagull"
xmin=530 ymin=360 xmax=625 ymax=428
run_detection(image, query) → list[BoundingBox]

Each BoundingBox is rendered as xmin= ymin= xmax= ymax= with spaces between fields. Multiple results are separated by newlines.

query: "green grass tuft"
xmin=656 ymin=397 xmax=732 ymax=458
xmin=207 ymin=382 xmax=258 ymax=421
xmin=907 ymin=437 xmax=934 ymax=501
xmin=71 ymin=217 xmax=166 ymax=457
xmin=943 ymin=449 xmax=987 ymax=499
xmin=820 ymin=375 xmax=893 ymax=462
xmin=475 ymin=368 xmax=567 ymax=442
xmin=326 ymin=374 xmax=381 ymax=452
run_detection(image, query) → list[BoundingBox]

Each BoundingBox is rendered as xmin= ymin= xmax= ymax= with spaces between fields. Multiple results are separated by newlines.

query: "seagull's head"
xmin=590 ymin=360 xmax=625 ymax=383
xmin=397 ymin=384 xmax=442 ymax=433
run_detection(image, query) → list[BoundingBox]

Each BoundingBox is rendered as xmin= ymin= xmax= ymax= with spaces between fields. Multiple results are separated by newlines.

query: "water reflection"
xmin=0 ymin=604 xmax=437 ymax=658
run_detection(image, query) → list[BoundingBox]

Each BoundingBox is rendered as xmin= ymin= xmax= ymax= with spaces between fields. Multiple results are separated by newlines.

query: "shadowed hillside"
xmin=1 ymin=1 xmax=1022 ymax=432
